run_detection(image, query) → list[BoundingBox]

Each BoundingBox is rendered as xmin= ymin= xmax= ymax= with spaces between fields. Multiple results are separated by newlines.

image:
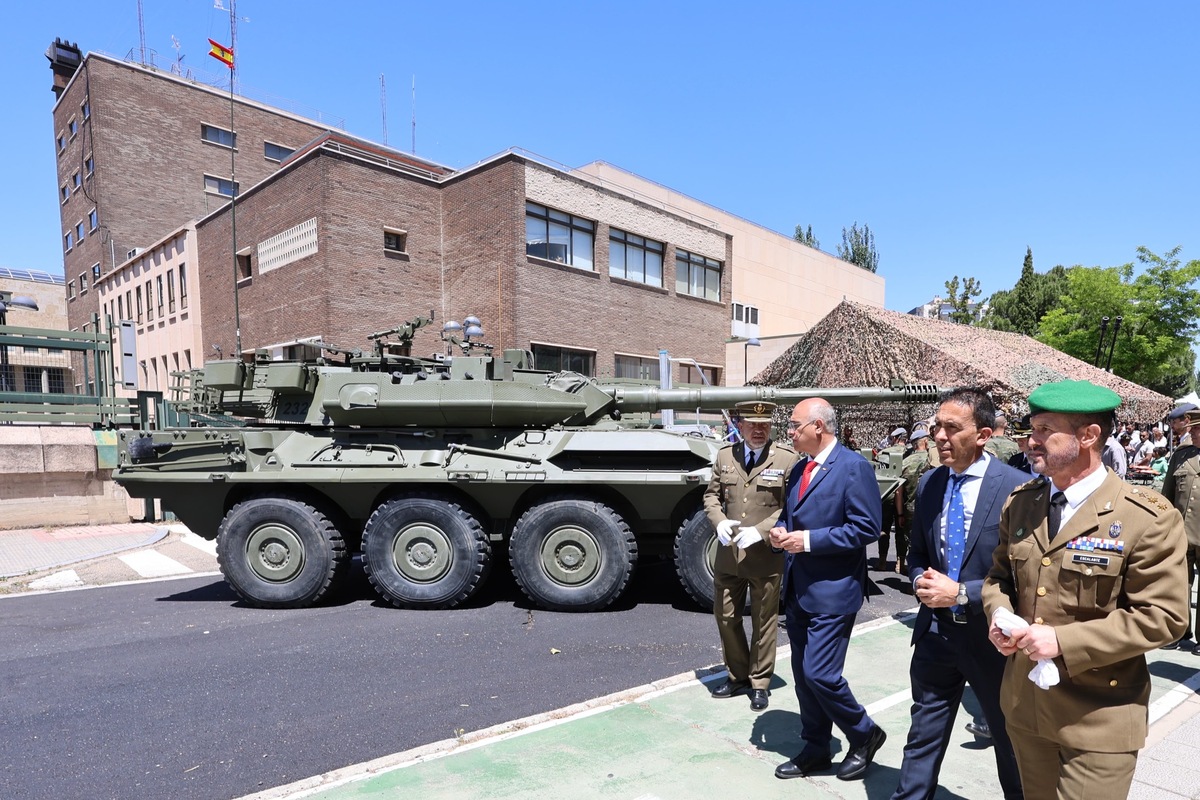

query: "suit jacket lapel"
xmin=961 ymin=459 xmax=1002 ymax=564
xmin=922 ymin=467 xmax=950 ymax=568
xmin=797 ymin=443 xmax=838 ymax=507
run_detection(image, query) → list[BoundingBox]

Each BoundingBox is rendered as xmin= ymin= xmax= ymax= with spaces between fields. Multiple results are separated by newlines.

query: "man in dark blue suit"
xmin=890 ymin=388 xmax=1025 ymax=800
xmin=769 ymin=398 xmax=886 ymax=781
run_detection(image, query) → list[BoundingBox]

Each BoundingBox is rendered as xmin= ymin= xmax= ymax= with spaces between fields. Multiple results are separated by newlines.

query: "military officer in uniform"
xmin=893 ymin=426 xmax=933 ymax=575
xmin=983 ymin=380 xmax=1189 ymax=799
xmin=1161 ymin=407 xmax=1200 ymax=653
xmin=984 ymin=412 xmax=1019 ymax=464
xmin=704 ymin=400 xmax=797 ymax=711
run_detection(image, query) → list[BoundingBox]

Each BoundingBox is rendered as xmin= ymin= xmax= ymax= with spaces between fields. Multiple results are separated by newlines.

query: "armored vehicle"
xmin=115 ymin=314 xmax=938 ymax=612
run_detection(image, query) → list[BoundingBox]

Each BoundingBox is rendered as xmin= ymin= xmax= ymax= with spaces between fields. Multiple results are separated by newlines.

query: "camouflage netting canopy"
xmin=754 ymin=300 xmax=1172 ymax=445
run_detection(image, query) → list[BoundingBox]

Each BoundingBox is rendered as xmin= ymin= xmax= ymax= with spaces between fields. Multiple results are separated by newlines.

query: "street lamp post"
xmin=743 ymin=337 xmax=760 ymax=384
xmin=0 ymin=291 xmax=40 ymax=393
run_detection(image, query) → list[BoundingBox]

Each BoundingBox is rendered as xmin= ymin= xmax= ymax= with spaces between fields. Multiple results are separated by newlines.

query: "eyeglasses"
xmin=787 ymin=420 xmax=815 ymax=433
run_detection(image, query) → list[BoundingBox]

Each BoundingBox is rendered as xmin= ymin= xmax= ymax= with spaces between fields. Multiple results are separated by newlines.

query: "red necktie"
xmin=797 ymin=460 xmax=819 ymax=499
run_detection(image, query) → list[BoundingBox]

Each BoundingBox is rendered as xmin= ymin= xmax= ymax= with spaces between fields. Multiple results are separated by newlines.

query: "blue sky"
xmin=3 ymin=1 xmax=1197 ymax=316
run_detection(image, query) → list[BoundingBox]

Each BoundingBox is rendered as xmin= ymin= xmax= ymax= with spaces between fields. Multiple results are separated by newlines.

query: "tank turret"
xmin=117 ymin=315 xmax=943 ymax=615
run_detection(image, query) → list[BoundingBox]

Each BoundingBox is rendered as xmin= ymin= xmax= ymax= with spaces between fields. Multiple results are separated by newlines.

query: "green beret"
xmin=1028 ymin=380 xmax=1121 ymax=415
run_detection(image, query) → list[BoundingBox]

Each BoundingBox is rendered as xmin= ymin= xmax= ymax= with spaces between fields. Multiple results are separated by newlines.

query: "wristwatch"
xmin=956 ymin=583 xmax=969 ymax=607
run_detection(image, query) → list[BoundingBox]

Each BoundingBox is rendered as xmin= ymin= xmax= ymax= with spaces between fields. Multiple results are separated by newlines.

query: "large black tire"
xmin=361 ymin=494 xmax=491 ymax=609
xmin=674 ymin=506 xmax=719 ymax=611
xmin=216 ymin=495 xmax=349 ymax=609
xmin=508 ymin=497 xmax=636 ymax=611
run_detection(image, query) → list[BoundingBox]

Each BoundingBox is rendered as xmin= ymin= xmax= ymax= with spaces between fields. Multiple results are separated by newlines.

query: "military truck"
xmin=115 ymin=314 xmax=937 ymax=612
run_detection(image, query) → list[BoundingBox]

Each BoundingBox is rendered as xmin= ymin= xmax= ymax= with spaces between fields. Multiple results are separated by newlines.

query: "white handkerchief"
xmin=992 ymin=608 xmax=1061 ymax=690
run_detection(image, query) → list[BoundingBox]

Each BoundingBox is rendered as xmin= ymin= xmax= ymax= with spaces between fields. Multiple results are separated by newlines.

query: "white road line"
xmin=1149 ymin=667 xmax=1200 ymax=724
xmin=118 ymin=550 xmax=193 ymax=578
xmin=180 ymin=531 xmax=218 ymax=557
xmin=28 ymin=570 xmax=83 ymax=590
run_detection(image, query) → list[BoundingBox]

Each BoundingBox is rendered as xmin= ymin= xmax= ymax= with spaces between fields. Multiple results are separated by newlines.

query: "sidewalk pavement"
xmin=241 ymin=615 xmax=1200 ymax=800
xmin=2 ymin=523 xmax=1198 ymax=799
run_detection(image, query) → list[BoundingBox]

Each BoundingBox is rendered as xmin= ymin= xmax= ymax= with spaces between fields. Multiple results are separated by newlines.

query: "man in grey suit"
xmin=890 ymin=388 xmax=1026 ymax=800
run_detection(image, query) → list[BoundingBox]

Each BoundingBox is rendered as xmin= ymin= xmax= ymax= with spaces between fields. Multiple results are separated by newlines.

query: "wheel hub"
xmin=393 ymin=524 xmax=452 ymax=583
xmin=246 ymin=523 xmax=305 ymax=583
xmin=540 ymin=525 xmax=601 ymax=586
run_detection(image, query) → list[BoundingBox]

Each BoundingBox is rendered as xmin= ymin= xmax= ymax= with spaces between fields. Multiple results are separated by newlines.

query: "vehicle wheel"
xmin=361 ymin=494 xmax=491 ymax=609
xmin=216 ymin=495 xmax=349 ymax=609
xmin=674 ymin=506 xmax=719 ymax=610
xmin=508 ymin=497 xmax=636 ymax=611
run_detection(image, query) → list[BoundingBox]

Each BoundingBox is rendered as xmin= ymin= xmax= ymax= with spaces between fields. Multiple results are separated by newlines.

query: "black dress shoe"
xmin=965 ymin=719 xmax=992 ymax=739
xmin=1162 ymin=638 xmax=1192 ymax=650
xmin=775 ymin=752 xmax=832 ymax=779
xmin=837 ymin=725 xmax=887 ymax=781
xmin=750 ymin=689 xmax=769 ymax=711
xmin=1193 ymin=643 xmax=1200 ymax=656
xmin=710 ymin=680 xmax=748 ymax=699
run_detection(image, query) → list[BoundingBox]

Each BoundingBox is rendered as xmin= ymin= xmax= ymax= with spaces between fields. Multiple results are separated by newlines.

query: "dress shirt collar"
xmin=1053 ymin=462 xmax=1107 ymax=510
xmin=809 ymin=438 xmax=837 ymax=466
xmin=949 ymin=452 xmax=991 ymax=480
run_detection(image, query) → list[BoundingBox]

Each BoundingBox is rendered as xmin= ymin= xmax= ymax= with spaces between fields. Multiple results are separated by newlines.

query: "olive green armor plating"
xmin=115 ymin=318 xmax=938 ymax=613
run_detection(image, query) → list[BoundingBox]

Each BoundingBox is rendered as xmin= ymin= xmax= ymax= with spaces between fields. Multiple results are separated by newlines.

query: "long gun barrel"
xmin=600 ymin=384 xmax=944 ymax=414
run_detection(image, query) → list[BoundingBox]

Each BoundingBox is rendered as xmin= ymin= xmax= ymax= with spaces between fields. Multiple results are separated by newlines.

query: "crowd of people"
xmin=703 ymin=379 xmax=1193 ymax=797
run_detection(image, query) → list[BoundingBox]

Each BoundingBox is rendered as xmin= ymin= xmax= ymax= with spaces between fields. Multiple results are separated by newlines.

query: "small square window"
xmin=60 ymin=185 xmax=69 ymax=203
xmin=76 ymin=221 xmax=86 ymax=241
xmin=85 ymin=155 xmax=94 ymax=176
xmin=72 ymin=172 xmax=81 ymax=191
xmin=88 ymin=209 xmax=98 ymax=231
xmin=264 ymin=142 xmax=293 ymax=162
xmin=81 ymin=100 xmax=90 ymax=120
xmin=68 ymin=118 xmax=78 ymax=138
xmin=236 ymin=252 xmax=252 ymax=281
xmin=79 ymin=273 xmax=88 ymax=294
xmin=57 ymin=134 xmax=66 ymax=153
xmin=384 ymin=229 xmax=407 ymax=253
xmin=64 ymin=231 xmax=74 ymax=252
xmin=67 ymin=280 xmax=76 ymax=300
xmin=201 ymin=124 xmax=236 ymax=149
xmin=92 ymin=262 xmax=101 ymax=280
xmin=204 ymin=175 xmax=238 ymax=197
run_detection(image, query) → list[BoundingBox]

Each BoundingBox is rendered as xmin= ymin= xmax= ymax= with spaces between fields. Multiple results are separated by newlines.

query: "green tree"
xmin=793 ymin=224 xmax=820 ymax=249
xmin=979 ymin=247 xmax=1069 ymax=335
xmin=1037 ymin=247 xmax=1200 ymax=395
xmin=943 ymin=275 xmax=982 ymax=324
xmin=837 ymin=222 xmax=878 ymax=273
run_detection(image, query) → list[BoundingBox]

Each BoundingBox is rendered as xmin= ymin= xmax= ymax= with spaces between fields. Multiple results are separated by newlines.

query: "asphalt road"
xmin=0 ymin=555 xmax=916 ymax=800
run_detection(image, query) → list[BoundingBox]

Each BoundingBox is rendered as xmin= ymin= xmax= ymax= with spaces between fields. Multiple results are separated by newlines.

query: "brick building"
xmin=46 ymin=41 xmax=882 ymax=390
xmin=195 ymin=134 xmax=731 ymax=380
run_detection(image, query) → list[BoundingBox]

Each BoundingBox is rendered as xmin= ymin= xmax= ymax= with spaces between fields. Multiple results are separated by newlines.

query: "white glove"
xmin=733 ymin=526 xmax=764 ymax=549
xmin=715 ymin=519 xmax=736 ymax=546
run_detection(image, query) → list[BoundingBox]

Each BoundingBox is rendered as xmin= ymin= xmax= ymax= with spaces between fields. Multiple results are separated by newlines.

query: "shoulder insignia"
xmin=1126 ymin=485 xmax=1170 ymax=514
xmin=1012 ymin=476 xmax=1046 ymax=493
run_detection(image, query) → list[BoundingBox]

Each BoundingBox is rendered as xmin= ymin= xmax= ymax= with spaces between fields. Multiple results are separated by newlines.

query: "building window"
xmin=68 ymin=118 xmax=78 ymax=138
xmin=60 ymin=185 xmax=69 ymax=203
xmin=81 ymin=99 xmax=90 ymax=120
xmin=125 ymin=290 xmax=132 ymax=321
xmin=64 ymin=231 xmax=73 ymax=252
xmin=72 ymin=172 xmax=81 ymax=192
xmin=117 ymin=294 xmax=124 ymax=321
xmin=264 ymin=141 xmax=293 ymax=162
xmin=525 ymin=202 xmax=594 ymax=270
xmin=156 ymin=275 xmax=164 ymax=311
xmin=179 ymin=264 xmax=188 ymax=309
xmin=680 ymin=363 xmax=719 ymax=385
xmin=531 ymin=344 xmax=595 ymax=376
xmin=57 ymin=134 xmax=66 ymax=153
xmin=201 ymin=124 xmax=236 ymax=149
xmin=76 ymin=221 xmax=86 ymax=241
xmin=675 ymin=249 xmax=722 ymax=301
xmin=384 ymin=228 xmax=407 ymax=254
xmin=88 ymin=208 xmax=98 ymax=232
xmin=236 ymin=252 xmax=253 ymax=281
xmin=136 ymin=285 xmax=143 ymax=321
xmin=80 ymin=273 xmax=89 ymax=294
xmin=732 ymin=302 xmax=759 ymax=326
xmin=47 ymin=369 xmax=66 ymax=394
xmin=614 ymin=355 xmax=660 ymax=381
xmin=85 ymin=155 xmax=94 ymax=177
xmin=23 ymin=368 xmax=43 ymax=393
xmin=92 ymin=262 xmax=101 ymax=281
xmin=67 ymin=280 xmax=75 ymax=299
xmin=203 ymin=174 xmax=239 ymax=197
xmin=167 ymin=270 xmax=176 ymax=313
xmin=145 ymin=280 xmax=153 ymax=320
xmin=609 ymin=229 xmax=664 ymax=286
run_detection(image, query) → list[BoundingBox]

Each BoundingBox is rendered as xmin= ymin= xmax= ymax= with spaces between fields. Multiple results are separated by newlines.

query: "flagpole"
xmin=227 ymin=0 xmax=242 ymax=358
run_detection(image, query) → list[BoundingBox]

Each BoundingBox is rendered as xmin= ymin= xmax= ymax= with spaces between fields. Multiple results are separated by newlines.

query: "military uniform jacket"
xmin=899 ymin=449 xmax=933 ymax=518
xmin=1162 ymin=444 xmax=1200 ymax=547
xmin=982 ymin=470 xmax=1189 ymax=751
xmin=984 ymin=435 xmax=1019 ymax=464
xmin=703 ymin=440 xmax=796 ymax=578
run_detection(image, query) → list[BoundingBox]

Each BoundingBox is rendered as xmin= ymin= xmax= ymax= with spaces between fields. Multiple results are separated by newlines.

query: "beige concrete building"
xmin=0 ymin=267 xmax=72 ymax=394
xmin=93 ymin=224 xmax=202 ymax=398
xmin=573 ymin=162 xmax=886 ymax=384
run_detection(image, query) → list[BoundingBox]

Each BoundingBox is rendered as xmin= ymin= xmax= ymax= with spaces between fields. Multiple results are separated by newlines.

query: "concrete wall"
xmin=0 ymin=427 xmax=132 ymax=530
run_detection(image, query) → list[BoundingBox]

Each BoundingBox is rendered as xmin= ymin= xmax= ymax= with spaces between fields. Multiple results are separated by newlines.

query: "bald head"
xmin=789 ymin=398 xmax=838 ymax=457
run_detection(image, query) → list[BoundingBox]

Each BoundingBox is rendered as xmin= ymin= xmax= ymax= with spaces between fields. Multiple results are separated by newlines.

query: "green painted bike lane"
xmin=244 ymin=611 xmax=1200 ymax=800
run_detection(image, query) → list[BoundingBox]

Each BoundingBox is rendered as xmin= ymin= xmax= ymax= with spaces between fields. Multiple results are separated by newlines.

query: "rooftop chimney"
xmin=46 ymin=38 xmax=82 ymax=98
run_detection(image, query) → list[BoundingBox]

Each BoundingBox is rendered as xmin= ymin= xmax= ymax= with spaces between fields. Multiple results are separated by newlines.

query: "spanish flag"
xmin=208 ymin=38 xmax=234 ymax=69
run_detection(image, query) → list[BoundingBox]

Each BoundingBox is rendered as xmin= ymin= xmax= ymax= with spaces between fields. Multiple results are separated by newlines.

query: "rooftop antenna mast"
xmin=411 ymin=75 xmax=416 ymax=154
xmin=380 ymin=73 xmax=388 ymax=145
xmin=137 ymin=0 xmax=147 ymax=65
